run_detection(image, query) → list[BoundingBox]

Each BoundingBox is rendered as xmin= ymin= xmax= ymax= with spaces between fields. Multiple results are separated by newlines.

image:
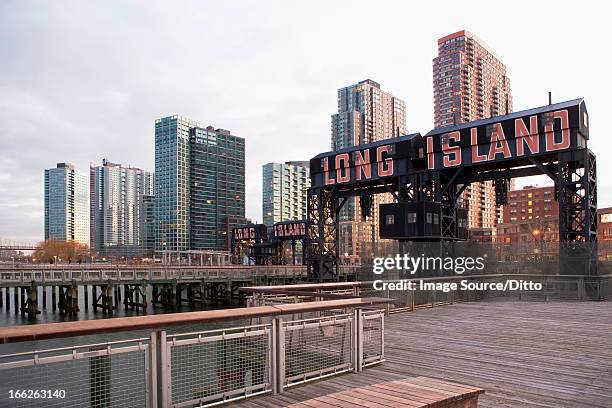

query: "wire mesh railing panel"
xmin=283 ymin=314 xmax=352 ymax=387
xmin=603 ymin=277 xmax=612 ymax=300
xmin=361 ymin=310 xmax=384 ymax=367
xmin=167 ymin=324 xmax=271 ymax=407
xmin=0 ymin=339 xmax=149 ymax=408
xmin=413 ymin=289 xmax=432 ymax=307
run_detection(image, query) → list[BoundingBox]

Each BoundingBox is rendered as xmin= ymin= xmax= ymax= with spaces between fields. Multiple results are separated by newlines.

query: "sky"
xmin=1 ymin=0 xmax=611 ymax=243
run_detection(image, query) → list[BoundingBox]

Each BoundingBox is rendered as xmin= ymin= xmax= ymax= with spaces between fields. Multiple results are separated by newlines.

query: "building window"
xmin=407 ymin=213 xmax=417 ymax=223
xmin=386 ymin=215 xmax=394 ymax=225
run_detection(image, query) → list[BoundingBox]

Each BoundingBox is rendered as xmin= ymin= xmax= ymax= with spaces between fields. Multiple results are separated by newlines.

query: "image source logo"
xmin=372 ymin=254 xmax=486 ymax=276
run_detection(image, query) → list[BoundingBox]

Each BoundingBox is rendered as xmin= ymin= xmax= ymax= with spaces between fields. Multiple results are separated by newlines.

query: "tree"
xmin=33 ymin=240 xmax=89 ymax=264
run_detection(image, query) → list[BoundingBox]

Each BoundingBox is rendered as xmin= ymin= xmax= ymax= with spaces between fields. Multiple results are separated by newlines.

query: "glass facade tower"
xmin=155 ymin=115 xmax=197 ymax=252
xmin=44 ymin=163 xmax=90 ymax=245
xmin=190 ymin=126 xmax=245 ymax=250
xmin=155 ymin=115 xmax=245 ymax=252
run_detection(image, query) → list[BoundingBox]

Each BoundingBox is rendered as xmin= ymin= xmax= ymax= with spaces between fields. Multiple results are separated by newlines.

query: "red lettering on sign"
xmin=442 ymin=131 xmax=462 ymax=167
xmin=471 ymin=128 xmax=487 ymax=163
xmin=323 ymin=157 xmax=335 ymax=185
xmin=427 ymin=137 xmax=435 ymax=169
xmin=545 ymin=109 xmax=570 ymax=151
xmin=335 ymin=153 xmax=350 ymax=183
xmin=377 ymin=145 xmax=393 ymax=176
xmin=488 ymin=123 xmax=512 ymax=160
xmin=354 ymin=150 xmax=371 ymax=180
xmin=515 ymin=116 xmax=539 ymax=156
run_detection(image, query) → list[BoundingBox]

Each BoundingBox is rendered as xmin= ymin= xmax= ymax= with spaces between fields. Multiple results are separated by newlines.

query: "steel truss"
xmin=307 ymin=148 xmax=597 ymax=281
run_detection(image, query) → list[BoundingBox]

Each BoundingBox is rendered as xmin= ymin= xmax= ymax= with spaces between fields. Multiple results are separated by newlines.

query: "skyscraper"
xmin=331 ymin=79 xmax=407 ymax=262
xmin=141 ymin=195 xmax=156 ymax=257
xmin=155 ymin=115 xmax=195 ymax=252
xmin=190 ymin=126 xmax=245 ymax=250
xmin=90 ymin=159 xmax=154 ymax=257
xmin=262 ymin=161 xmax=310 ymax=226
xmin=44 ymin=163 xmax=89 ymax=245
xmin=155 ymin=115 xmax=245 ymax=253
xmin=432 ymin=30 xmax=513 ymax=229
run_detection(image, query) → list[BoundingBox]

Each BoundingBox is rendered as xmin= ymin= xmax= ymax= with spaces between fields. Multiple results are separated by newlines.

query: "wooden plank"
xmin=347 ymin=387 xmax=426 ymax=407
xmin=234 ymin=301 xmax=612 ymax=408
xmin=410 ymin=376 xmax=484 ymax=396
xmin=367 ymin=383 xmax=436 ymax=405
xmin=321 ymin=393 xmax=392 ymax=408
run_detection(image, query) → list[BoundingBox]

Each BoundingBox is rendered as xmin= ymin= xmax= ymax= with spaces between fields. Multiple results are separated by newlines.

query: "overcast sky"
xmin=1 ymin=0 xmax=610 ymax=242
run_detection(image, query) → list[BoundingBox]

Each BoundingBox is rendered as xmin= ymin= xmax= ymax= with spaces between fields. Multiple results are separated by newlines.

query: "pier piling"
xmin=51 ymin=286 xmax=56 ymax=311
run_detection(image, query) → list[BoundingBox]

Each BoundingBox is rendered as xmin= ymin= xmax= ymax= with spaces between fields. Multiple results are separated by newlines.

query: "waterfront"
xmin=0 ymin=285 xmax=240 ymax=327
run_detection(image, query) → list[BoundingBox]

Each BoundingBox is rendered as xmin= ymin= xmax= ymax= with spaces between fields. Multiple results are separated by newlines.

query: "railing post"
xmin=385 ymin=289 xmax=390 ymax=315
xmin=156 ymin=330 xmax=170 ymax=408
xmin=355 ymin=308 xmax=363 ymax=372
xmin=381 ymin=311 xmax=385 ymax=361
xmin=149 ymin=331 xmax=157 ymax=408
xmin=274 ymin=316 xmax=285 ymax=393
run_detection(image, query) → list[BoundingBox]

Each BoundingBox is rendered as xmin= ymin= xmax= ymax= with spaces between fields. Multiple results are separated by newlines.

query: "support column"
xmin=51 ymin=286 xmax=56 ymax=311
xmin=200 ymin=280 xmax=206 ymax=308
xmin=19 ymin=287 xmax=25 ymax=316
xmin=92 ymin=285 xmax=97 ymax=312
xmin=14 ymin=288 xmax=18 ymax=315
xmin=84 ymin=285 xmax=89 ymax=311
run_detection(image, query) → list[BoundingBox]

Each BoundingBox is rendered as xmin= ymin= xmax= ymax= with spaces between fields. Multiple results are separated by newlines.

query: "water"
xmin=0 ymin=285 xmax=253 ymax=408
xmin=0 ymin=285 xmax=240 ymax=327
xmin=0 ymin=284 xmax=247 ymax=357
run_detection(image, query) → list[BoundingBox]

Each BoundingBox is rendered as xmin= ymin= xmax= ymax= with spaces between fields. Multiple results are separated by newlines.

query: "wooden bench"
xmin=287 ymin=376 xmax=484 ymax=408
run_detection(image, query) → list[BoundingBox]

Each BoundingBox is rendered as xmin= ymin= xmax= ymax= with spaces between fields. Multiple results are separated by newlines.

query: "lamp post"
xmin=531 ymin=225 xmax=544 ymax=262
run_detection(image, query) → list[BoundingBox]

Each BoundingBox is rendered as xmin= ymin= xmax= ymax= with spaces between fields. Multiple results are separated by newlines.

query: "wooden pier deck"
xmin=234 ymin=301 xmax=612 ymax=408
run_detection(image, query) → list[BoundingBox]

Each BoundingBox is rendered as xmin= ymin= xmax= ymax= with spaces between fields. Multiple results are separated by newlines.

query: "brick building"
xmin=496 ymin=185 xmax=558 ymax=244
xmin=433 ymin=30 xmax=513 ymax=232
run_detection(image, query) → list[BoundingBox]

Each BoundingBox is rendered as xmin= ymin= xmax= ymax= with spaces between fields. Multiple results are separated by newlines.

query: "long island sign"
xmin=310 ymin=99 xmax=589 ymax=188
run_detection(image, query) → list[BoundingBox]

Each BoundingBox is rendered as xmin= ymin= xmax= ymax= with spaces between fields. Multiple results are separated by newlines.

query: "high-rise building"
xmin=44 ymin=163 xmax=89 ymax=245
xmin=90 ymin=159 xmax=154 ymax=257
xmin=155 ymin=115 xmax=195 ymax=252
xmin=332 ymin=79 xmax=406 ymax=149
xmin=331 ymin=79 xmax=407 ymax=263
xmin=432 ymin=30 xmax=513 ymax=229
xmin=142 ymin=195 xmax=156 ymax=257
xmin=262 ymin=161 xmax=310 ymax=226
xmin=190 ymin=126 xmax=245 ymax=250
xmin=155 ymin=115 xmax=245 ymax=253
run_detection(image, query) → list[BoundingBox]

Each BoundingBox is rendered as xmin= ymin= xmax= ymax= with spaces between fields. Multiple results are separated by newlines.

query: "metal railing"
xmin=365 ymin=274 xmax=612 ymax=313
xmin=0 ymin=266 xmax=360 ymax=285
xmin=0 ymin=297 xmax=388 ymax=408
xmin=242 ymin=274 xmax=612 ymax=315
xmin=0 ymin=337 xmax=151 ymax=408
